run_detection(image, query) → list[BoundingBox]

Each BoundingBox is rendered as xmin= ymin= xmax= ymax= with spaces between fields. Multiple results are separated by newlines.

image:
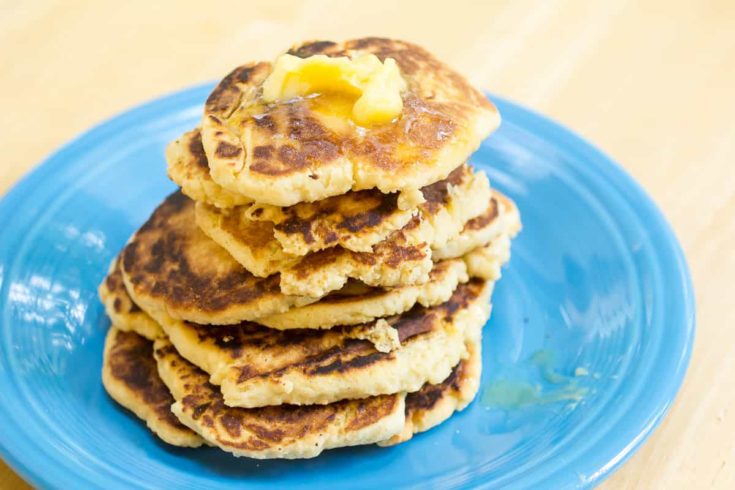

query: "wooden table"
xmin=1 ymin=1 xmax=732 ymax=488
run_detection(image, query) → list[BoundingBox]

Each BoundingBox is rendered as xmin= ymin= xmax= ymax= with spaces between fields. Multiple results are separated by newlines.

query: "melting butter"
xmin=261 ymin=53 xmax=406 ymax=125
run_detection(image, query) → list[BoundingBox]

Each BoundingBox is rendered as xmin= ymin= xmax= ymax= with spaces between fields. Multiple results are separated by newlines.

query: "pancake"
xmin=433 ymin=192 xmax=521 ymax=260
xmin=99 ymin=257 xmax=163 ymax=340
xmin=197 ymin=204 xmax=433 ymax=297
xmin=101 ymin=327 xmax=204 ymax=447
xmin=244 ymin=187 xmax=421 ymax=256
xmin=120 ymin=191 xmax=319 ymax=325
xmin=256 ymin=257 xmax=469 ymax=330
xmin=379 ymin=339 xmax=482 ymax=446
xmin=154 ymin=337 xmax=405 ymax=459
xmin=196 ymin=190 xmax=504 ymax=298
xmin=167 ymin=129 xmax=252 ymax=208
xmin=195 ymin=164 xmax=489 ymax=277
xmin=154 ymin=279 xmax=492 ymax=408
xmin=201 ymin=38 xmax=500 ymax=206
xmin=256 ymin=232 xmax=511 ymax=330
xmin=243 ymin=163 xmax=489 ymax=255
xmin=109 ymin=244 xmax=478 ymax=332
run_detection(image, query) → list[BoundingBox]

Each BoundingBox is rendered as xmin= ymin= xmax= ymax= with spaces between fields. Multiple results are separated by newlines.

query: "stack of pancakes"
xmin=99 ymin=38 xmax=521 ymax=459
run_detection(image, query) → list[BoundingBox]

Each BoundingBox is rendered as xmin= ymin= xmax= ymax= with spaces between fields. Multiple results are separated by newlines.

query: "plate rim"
xmin=0 ymin=83 xmax=696 ymax=489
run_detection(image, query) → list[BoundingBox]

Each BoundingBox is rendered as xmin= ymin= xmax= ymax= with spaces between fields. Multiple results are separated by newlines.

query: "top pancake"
xmin=201 ymin=38 xmax=500 ymax=206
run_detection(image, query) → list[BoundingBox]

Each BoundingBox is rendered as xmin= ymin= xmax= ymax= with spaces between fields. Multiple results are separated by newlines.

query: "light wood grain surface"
xmin=1 ymin=0 xmax=732 ymax=488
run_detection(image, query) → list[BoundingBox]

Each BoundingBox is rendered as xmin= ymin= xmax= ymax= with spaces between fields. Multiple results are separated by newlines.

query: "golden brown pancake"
xmin=199 ymin=191 xmax=512 ymax=298
xmin=109 ymin=248 xmax=475 ymax=332
xmin=238 ymin=163 xmax=488 ymax=256
xmin=256 ymin=229 xmax=512 ymax=331
xmin=379 ymin=339 xmax=482 ymax=446
xmin=256 ymin=257 xmax=470 ymax=330
xmin=195 ymin=165 xmax=490 ymax=278
xmin=201 ymin=38 xmax=500 ymax=206
xmin=196 ymin=197 xmax=433 ymax=297
xmin=154 ymin=337 xmax=406 ymax=459
xmin=99 ymin=257 xmax=163 ymax=340
xmin=242 ymin=186 xmax=419 ymax=256
xmin=101 ymin=327 xmax=203 ymax=447
xmin=120 ymin=191 xmax=319 ymax=325
xmin=155 ymin=279 xmax=492 ymax=408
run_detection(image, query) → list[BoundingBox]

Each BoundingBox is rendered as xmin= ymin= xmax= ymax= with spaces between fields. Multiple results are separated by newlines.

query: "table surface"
xmin=1 ymin=1 xmax=733 ymax=488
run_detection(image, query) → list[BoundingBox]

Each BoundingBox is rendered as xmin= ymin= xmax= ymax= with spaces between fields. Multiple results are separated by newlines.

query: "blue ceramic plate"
xmin=0 ymin=85 xmax=694 ymax=489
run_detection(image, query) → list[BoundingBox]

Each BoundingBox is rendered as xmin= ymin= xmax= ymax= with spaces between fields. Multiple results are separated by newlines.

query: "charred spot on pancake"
xmin=336 ymin=191 xmax=399 ymax=233
xmin=464 ymin=198 xmax=498 ymax=231
xmin=220 ymin=413 xmax=242 ymax=437
xmin=288 ymin=40 xmax=338 ymax=58
xmin=406 ymin=359 xmax=466 ymax=411
xmin=105 ymin=262 xmax=124 ymax=290
xmin=253 ymin=114 xmax=277 ymax=132
xmin=420 ymin=165 xmax=468 ymax=214
xmin=206 ymin=63 xmax=269 ymax=115
xmin=237 ymin=365 xmax=256 ymax=384
xmin=192 ymin=323 xmax=247 ymax=357
xmin=107 ymin=330 xmax=189 ymax=430
xmin=392 ymin=306 xmax=438 ymax=343
xmin=378 ymin=242 xmax=426 ymax=268
xmin=250 ymin=107 xmax=339 ymax=176
xmin=289 ymin=247 xmax=345 ymax=279
xmin=306 ymin=348 xmax=388 ymax=376
xmin=206 ymin=67 xmax=245 ymax=114
xmin=215 ymin=141 xmax=243 ymax=159
xmin=438 ymin=279 xmax=485 ymax=321
xmin=192 ymin=401 xmax=212 ymax=420
xmin=346 ymin=395 xmax=399 ymax=431
xmin=276 ymin=217 xmax=315 ymax=244
xmin=253 ymin=145 xmax=274 ymax=160
xmin=288 ymin=113 xmax=328 ymax=140
xmin=188 ymin=131 xmax=209 ymax=170
xmin=153 ymin=343 xmax=177 ymax=358
xmin=315 ymin=285 xmax=386 ymax=305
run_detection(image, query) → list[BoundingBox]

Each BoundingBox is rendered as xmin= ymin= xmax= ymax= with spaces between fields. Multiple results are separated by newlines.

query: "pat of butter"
xmin=261 ymin=53 xmax=406 ymax=125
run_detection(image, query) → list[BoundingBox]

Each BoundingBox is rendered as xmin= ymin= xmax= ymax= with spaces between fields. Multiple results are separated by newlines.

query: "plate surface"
xmin=0 ymin=85 xmax=694 ymax=489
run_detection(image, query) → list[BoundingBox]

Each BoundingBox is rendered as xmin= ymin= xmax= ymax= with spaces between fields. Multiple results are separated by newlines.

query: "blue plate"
xmin=0 ymin=85 xmax=694 ymax=489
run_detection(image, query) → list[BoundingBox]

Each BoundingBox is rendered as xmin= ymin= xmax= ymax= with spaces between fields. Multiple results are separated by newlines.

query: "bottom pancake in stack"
xmin=101 ymin=277 xmax=488 ymax=458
